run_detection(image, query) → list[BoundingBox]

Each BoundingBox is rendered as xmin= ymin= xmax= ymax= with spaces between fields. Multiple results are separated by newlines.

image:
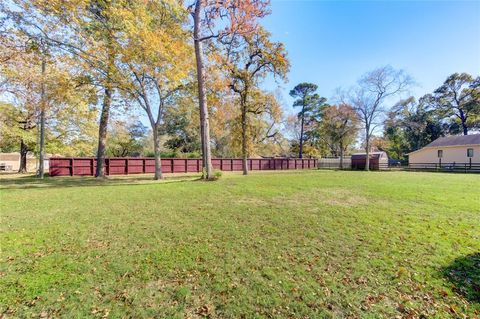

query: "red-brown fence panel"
xmin=49 ymin=157 xmax=318 ymax=176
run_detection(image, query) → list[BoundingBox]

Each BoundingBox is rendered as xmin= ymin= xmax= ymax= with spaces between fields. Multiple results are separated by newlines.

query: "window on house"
xmin=438 ymin=150 xmax=443 ymax=158
xmin=467 ymin=148 xmax=474 ymax=158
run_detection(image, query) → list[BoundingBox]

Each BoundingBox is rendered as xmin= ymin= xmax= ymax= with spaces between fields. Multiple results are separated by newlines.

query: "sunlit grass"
xmin=1 ymin=170 xmax=479 ymax=318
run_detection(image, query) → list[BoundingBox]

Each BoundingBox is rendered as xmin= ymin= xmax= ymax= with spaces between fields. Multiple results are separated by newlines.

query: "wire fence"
xmin=317 ymin=157 xmax=479 ymax=173
xmin=406 ymin=162 xmax=480 ymax=173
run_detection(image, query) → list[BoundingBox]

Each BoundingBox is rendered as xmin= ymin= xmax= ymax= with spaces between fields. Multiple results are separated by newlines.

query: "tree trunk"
xmin=38 ymin=53 xmax=46 ymax=179
xmin=241 ymin=100 xmax=248 ymax=175
xmin=339 ymin=141 xmax=344 ymax=170
xmin=38 ymin=108 xmax=46 ymax=178
xmin=95 ymin=85 xmax=112 ymax=178
xmin=153 ymin=126 xmax=163 ymax=180
xmin=364 ymin=127 xmax=370 ymax=171
xmin=460 ymin=111 xmax=468 ymax=135
xmin=18 ymin=139 xmax=28 ymax=173
xmin=199 ymin=103 xmax=206 ymax=165
xmin=299 ymin=104 xmax=305 ymax=159
xmin=193 ymin=1 xmax=213 ymax=179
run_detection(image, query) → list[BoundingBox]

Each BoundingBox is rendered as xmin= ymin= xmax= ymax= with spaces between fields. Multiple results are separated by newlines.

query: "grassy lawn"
xmin=1 ymin=170 xmax=479 ymax=318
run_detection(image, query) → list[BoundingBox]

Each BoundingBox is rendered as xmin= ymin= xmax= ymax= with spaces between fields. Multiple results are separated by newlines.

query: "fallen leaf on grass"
xmin=197 ymin=304 xmax=212 ymax=317
xmin=447 ymin=305 xmax=458 ymax=315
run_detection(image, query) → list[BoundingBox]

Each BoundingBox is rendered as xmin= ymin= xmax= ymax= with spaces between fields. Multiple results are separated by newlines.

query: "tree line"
xmin=283 ymin=69 xmax=479 ymax=170
xmin=0 ymin=0 xmax=290 ymax=179
xmin=1 ymin=1 xmax=479 ymax=177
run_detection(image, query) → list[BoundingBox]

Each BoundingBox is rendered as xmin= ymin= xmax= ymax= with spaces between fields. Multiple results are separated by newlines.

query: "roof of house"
xmin=424 ymin=134 xmax=480 ymax=148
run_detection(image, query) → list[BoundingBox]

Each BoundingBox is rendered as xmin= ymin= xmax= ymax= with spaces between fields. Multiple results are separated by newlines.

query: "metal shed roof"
xmin=351 ymin=152 xmax=387 ymax=160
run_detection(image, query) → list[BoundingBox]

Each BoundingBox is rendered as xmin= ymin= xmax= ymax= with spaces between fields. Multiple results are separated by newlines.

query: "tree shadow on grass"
xmin=0 ymin=173 xmax=202 ymax=190
xmin=443 ymin=253 xmax=480 ymax=303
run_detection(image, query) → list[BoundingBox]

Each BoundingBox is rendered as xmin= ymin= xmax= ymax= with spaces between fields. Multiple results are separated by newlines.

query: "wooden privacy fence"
xmin=49 ymin=157 xmax=318 ymax=176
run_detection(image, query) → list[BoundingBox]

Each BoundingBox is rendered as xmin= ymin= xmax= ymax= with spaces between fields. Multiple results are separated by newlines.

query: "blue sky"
xmin=262 ymin=0 xmax=480 ymax=113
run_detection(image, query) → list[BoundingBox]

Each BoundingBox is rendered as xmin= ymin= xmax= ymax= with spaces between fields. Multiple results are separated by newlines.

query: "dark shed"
xmin=351 ymin=152 xmax=389 ymax=170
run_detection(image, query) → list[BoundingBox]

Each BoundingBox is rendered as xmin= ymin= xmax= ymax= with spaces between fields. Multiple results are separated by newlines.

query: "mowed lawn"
xmin=1 ymin=170 xmax=479 ymax=318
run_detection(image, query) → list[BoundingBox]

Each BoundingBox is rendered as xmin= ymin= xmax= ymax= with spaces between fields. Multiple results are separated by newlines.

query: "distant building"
xmin=351 ymin=151 xmax=389 ymax=170
xmin=408 ymin=135 xmax=480 ymax=165
xmin=0 ymin=152 xmax=50 ymax=172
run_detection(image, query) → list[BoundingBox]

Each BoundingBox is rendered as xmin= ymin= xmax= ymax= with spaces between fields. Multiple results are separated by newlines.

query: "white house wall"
xmin=409 ymin=145 xmax=480 ymax=164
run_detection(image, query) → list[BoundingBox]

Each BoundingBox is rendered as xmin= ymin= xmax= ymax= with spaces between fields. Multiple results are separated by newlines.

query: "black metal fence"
xmin=406 ymin=162 xmax=480 ymax=173
xmin=316 ymin=157 xmax=480 ymax=173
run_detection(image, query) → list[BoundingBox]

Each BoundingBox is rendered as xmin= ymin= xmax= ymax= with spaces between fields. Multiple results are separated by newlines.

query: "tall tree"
xmin=430 ymin=73 xmax=480 ymax=135
xmin=0 ymin=32 xmax=39 ymax=172
xmin=384 ymin=96 xmax=449 ymax=161
xmin=0 ymin=46 xmax=98 ymax=170
xmin=1 ymin=2 xmax=54 ymax=177
xmin=319 ymin=103 xmax=359 ymax=169
xmin=189 ymin=0 xmax=269 ymax=179
xmin=349 ymin=66 xmax=412 ymax=171
xmin=37 ymin=40 xmax=46 ymax=178
xmin=3 ymin=0 xmax=128 ymax=177
xmin=163 ymin=93 xmax=201 ymax=156
xmin=118 ymin=0 xmax=193 ymax=180
xmin=223 ymin=28 xmax=289 ymax=175
xmin=289 ymin=83 xmax=326 ymax=158
xmin=76 ymin=0 xmax=121 ymax=178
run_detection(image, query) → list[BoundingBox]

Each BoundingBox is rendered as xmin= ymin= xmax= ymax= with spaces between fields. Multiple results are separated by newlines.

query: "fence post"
xmin=125 ymin=158 xmax=129 ymax=175
xmin=91 ymin=158 xmax=94 ymax=176
xmin=106 ymin=158 xmax=110 ymax=176
xmin=197 ymin=159 xmax=200 ymax=172
xmin=231 ymin=159 xmax=233 ymax=171
xmin=71 ymin=158 xmax=74 ymax=176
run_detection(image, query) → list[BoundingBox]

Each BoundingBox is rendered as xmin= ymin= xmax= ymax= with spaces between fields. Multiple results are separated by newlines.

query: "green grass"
xmin=1 ymin=170 xmax=479 ymax=318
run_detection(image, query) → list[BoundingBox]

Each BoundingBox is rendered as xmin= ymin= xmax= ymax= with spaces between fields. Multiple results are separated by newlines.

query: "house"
xmin=408 ymin=135 xmax=480 ymax=166
xmin=351 ymin=151 xmax=389 ymax=170
xmin=0 ymin=152 xmax=51 ymax=172
xmin=0 ymin=152 xmax=35 ymax=172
